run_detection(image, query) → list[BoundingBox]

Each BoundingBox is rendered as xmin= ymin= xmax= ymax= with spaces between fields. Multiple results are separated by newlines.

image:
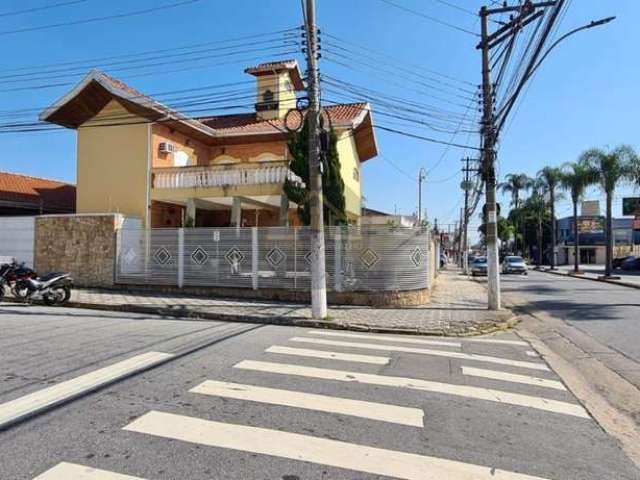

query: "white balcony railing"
xmin=153 ymin=162 xmax=303 ymax=190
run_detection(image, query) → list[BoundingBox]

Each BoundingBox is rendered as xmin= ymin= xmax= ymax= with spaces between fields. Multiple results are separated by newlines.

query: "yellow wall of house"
xmin=76 ymin=100 xmax=149 ymax=223
xmin=256 ymin=73 xmax=296 ymax=120
xmin=336 ymin=131 xmax=362 ymax=218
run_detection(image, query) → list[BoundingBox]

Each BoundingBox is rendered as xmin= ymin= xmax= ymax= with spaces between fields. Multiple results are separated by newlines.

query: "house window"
xmin=263 ymin=89 xmax=274 ymax=103
xmin=353 ymin=167 xmax=360 ymax=182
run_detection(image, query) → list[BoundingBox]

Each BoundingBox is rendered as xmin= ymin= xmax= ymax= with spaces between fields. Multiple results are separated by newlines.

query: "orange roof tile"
xmin=0 ymin=171 xmax=75 ymax=211
xmin=197 ymin=102 xmax=369 ymax=135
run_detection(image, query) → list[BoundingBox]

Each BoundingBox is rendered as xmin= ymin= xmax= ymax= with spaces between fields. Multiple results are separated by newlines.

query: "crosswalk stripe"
xmin=464 ymin=338 xmax=529 ymax=347
xmin=190 ymin=380 xmax=423 ymax=426
xmin=461 ymin=366 xmax=566 ymax=391
xmin=526 ymin=350 xmax=539 ymax=357
xmin=289 ymin=337 xmax=549 ymax=372
xmin=0 ymin=351 xmax=174 ymax=430
xmin=265 ymin=345 xmax=390 ymax=365
xmin=235 ymin=361 xmax=589 ymax=418
xmin=308 ymin=330 xmax=461 ymax=348
xmin=34 ymin=462 xmax=147 ymax=479
xmin=124 ymin=410 xmax=551 ymax=480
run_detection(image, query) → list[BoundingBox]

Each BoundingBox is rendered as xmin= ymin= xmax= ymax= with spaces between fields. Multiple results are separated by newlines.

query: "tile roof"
xmin=244 ymin=59 xmax=299 ymax=74
xmin=0 ymin=171 xmax=76 ymax=211
xmin=197 ymin=103 xmax=369 ymax=135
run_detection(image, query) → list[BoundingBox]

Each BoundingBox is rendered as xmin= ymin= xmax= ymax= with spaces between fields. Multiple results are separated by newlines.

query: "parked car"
xmin=613 ymin=255 xmax=635 ymax=270
xmin=620 ymin=256 xmax=640 ymax=271
xmin=501 ymin=255 xmax=528 ymax=275
xmin=471 ymin=257 xmax=488 ymax=276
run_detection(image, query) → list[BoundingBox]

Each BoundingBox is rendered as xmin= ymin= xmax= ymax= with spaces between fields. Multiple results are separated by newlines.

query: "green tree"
xmin=284 ymin=120 xmax=347 ymax=226
xmin=500 ymin=173 xmax=533 ymax=253
xmin=536 ymin=166 xmax=563 ymax=268
xmin=580 ymin=146 xmax=638 ymax=277
xmin=560 ymin=161 xmax=599 ymax=274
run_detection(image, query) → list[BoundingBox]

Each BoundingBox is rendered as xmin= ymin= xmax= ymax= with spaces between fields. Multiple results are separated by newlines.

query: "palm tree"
xmin=560 ymin=161 xmax=598 ymax=274
xmin=580 ymin=146 xmax=639 ymax=277
xmin=500 ymin=173 xmax=533 ymax=253
xmin=537 ymin=166 xmax=563 ymax=269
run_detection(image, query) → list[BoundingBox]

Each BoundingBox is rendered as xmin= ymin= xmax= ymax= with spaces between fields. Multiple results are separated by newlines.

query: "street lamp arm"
xmin=528 ymin=16 xmax=616 ymax=81
xmin=495 ymin=16 xmax=615 ymax=131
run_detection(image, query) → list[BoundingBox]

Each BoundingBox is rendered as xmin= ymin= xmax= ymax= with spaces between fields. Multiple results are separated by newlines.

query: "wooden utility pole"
xmin=303 ymin=0 xmax=327 ymax=319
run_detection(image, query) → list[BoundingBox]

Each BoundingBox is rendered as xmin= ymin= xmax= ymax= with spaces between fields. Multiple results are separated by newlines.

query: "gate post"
xmin=334 ymin=228 xmax=342 ymax=292
xmin=178 ymin=228 xmax=184 ymax=288
xmin=252 ymin=227 xmax=258 ymax=290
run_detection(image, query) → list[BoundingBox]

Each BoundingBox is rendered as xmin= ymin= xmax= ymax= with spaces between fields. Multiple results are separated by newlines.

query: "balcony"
xmin=152 ymin=162 xmax=303 ymax=190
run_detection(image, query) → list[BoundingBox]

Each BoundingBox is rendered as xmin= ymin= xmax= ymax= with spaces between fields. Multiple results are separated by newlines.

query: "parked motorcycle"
xmin=0 ymin=261 xmax=38 ymax=298
xmin=13 ymin=272 xmax=73 ymax=306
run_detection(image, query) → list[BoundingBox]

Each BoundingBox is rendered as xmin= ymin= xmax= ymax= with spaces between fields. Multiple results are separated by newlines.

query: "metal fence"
xmin=0 ymin=216 xmax=35 ymax=267
xmin=116 ymin=226 xmax=432 ymax=292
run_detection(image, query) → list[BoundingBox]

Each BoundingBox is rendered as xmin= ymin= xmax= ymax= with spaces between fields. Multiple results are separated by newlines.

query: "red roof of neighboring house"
xmin=198 ymin=103 xmax=369 ymax=135
xmin=0 ymin=171 xmax=76 ymax=212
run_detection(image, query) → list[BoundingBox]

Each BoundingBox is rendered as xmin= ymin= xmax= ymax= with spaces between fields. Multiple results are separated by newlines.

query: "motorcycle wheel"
xmin=43 ymin=286 xmax=71 ymax=306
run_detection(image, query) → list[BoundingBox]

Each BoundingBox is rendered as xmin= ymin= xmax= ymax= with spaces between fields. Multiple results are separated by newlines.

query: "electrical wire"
xmin=0 ymin=0 xmax=202 ymax=37
xmin=0 ymin=0 xmax=90 ymax=18
xmin=377 ymin=0 xmax=479 ymax=36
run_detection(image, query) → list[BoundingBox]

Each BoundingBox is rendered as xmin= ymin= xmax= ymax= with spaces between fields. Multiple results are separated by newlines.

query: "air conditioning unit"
xmin=159 ymin=142 xmax=177 ymax=154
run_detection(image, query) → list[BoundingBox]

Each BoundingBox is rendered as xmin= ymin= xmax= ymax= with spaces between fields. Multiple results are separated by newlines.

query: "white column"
xmin=177 ymin=228 xmax=184 ymax=288
xmin=252 ymin=227 xmax=258 ymax=290
xmin=279 ymin=194 xmax=289 ymax=226
xmin=231 ymin=197 xmax=242 ymax=230
xmin=186 ymin=198 xmax=196 ymax=227
xmin=334 ymin=228 xmax=342 ymax=292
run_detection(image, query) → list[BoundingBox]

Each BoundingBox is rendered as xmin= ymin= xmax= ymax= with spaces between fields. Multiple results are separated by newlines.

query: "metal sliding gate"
xmin=116 ymin=226 xmax=431 ymax=293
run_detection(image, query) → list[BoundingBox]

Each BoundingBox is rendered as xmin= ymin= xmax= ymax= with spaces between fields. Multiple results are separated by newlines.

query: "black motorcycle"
xmin=12 ymin=272 xmax=73 ymax=306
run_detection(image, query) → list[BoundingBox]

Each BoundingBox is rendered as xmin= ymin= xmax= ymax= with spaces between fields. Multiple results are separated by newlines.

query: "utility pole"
xmin=478 ymin=6 xmax=501 ymax=310
xmin=303 ymin=0 xmax=327 ymax=319
xmin=417 ymin=167 xmax=426 ymax=225
xmin=460 ymin=157 xmax=477 ymax=274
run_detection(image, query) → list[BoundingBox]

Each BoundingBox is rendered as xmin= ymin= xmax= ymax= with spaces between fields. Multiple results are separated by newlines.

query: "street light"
xmin=497 ymin=16 xmax=616 ymax=130
xmin=529 ymin=16 xmax=616 ymax=81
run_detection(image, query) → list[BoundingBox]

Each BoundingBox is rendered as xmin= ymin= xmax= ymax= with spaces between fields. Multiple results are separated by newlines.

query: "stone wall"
xmin=34 ymin=214 xmax=123 ymax=288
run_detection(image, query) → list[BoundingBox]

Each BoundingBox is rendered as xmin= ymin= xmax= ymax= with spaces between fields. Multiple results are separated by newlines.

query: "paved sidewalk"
xmin=543 ymin=264 xmax=640 ymax=289
xmin=42 ymin=268 xmax=514 ymax=336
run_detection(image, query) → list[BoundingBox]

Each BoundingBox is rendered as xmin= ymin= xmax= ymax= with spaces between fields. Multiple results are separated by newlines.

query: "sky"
xmin=0 ymin=0 xmax=638 ymax=238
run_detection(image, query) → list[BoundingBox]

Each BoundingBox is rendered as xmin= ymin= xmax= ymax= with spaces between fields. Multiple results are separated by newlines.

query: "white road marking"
xmin=0 ymin=351 xmax=173 ymax=430
xmin=265 ymin=345 xmax=389 ymax=365
xmin=191 ymin=380 xmax=423 ymax=427
xmin=464 ymin=338 xmax=529 ymax=347
xmin=308 ymin=330 xmax=461 ymax=348
xmin=124 ymin=411 xmax=551 ymax=480
xmin=289 ymin=337 xmax=549 ymax=372
xmin=34 ymin=462 xmax=147 ymax=479
xmin=235 ymin=361 xmax=589 ymax=418
xmin=526 ymin=350 xmax=539 ymax=357
xmin=461 ymin=366 xmax=566 ymax=391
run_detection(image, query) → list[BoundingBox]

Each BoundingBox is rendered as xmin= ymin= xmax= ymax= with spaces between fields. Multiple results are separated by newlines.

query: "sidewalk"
xmin=544 ymin=264 xmax=640 ymax=289
xmin=51 ymin=268 xmax=514 ymax=336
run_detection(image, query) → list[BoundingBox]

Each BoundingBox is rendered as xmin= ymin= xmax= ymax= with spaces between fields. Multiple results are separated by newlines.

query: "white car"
xmin=502 ymin=256 xmax=528 ymax=275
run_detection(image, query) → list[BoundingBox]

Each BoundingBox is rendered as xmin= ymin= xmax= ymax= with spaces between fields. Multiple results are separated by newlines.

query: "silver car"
xmin=471 ymin=257 xmax=488 ymax=276
xmin=502 ymin=255 xmax=528 ymax=275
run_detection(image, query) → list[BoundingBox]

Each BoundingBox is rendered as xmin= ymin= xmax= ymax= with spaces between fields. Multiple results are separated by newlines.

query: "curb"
xmin=7 ymin=298 xmax=518 ymax=338
xmin=540 ymin=269 xmax=640 ymax=290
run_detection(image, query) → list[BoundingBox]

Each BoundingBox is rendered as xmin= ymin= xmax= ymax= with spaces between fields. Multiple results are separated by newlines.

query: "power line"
xmin=377 ymin=0 xmax=479 ymax=36
xmin=0 ymin=0 xmax=202 ymax=37
xmin=0 ymin=0 xmax=90 ymax=18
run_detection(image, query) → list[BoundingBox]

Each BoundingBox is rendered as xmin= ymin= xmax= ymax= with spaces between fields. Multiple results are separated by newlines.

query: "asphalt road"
xmin=1 ymin=303 xmax=638 ymax=479
xmin=501 ymin=271 xmax=640 ymax=378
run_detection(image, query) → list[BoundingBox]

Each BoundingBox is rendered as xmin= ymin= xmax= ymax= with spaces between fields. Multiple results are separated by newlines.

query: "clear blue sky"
xmin=1 ymin=0 xmax=638 ymax=233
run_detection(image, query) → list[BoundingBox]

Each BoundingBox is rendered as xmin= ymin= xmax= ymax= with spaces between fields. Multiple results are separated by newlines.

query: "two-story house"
xmin=39 ymin=59 xmax=377 ymax=228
